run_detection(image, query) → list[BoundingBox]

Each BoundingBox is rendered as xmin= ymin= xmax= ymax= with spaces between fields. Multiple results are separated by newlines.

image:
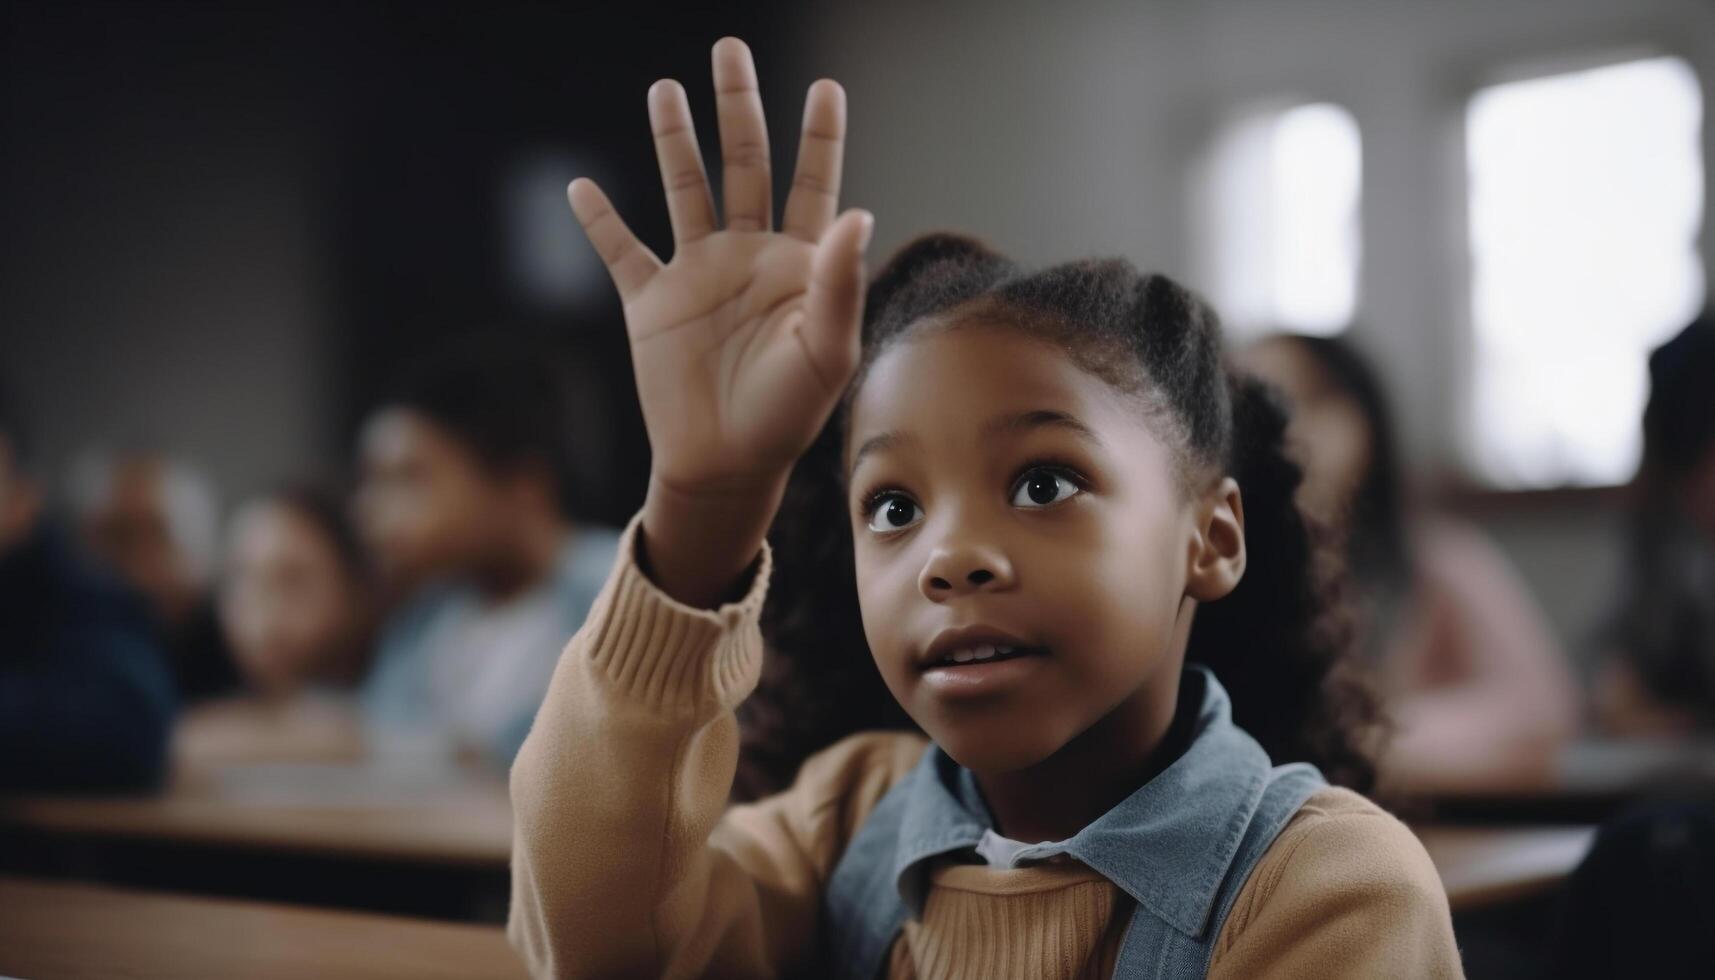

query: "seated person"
xmin=1240 ymin=333 xmax=1577 ymax=790
xmin=0 ymin=389 xmax=176 ymax=792
xmin=176 ymin=486 xmax=375 ymax=766
xmin=357 ymin=342 xmax=619 ymax=767
xmin=1595 ymin=314 xmax=1715 ymax=734
xmin=69 ymin=448 xmax=237 ymax=701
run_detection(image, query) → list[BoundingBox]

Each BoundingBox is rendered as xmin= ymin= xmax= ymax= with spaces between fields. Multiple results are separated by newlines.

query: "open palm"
xmin=568 ymin=38 xmax=872 ymax=497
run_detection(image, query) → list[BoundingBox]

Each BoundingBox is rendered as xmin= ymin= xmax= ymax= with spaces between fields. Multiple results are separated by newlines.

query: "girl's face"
xmin=219 ymin=500 xmax=358 ymax=696
xmin=846 ymin=323 xmax=1218 ymax=773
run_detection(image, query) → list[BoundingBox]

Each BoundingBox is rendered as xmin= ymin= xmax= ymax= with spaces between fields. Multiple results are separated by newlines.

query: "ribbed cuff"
xmin=582 ymin=511 xmax=771 ymax=715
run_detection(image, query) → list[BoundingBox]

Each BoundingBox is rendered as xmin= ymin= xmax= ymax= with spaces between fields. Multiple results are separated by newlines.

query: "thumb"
xmin=801 ymin=208 xmax=875 ymax=387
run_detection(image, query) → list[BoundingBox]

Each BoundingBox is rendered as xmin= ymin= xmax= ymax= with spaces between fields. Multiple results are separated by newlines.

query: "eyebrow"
xmin=982 ymin=409 xmax=1102 ymax=445
xmin=850 ymin=409 xmax=1101 ymax=470
xmin=851 ymin=430 xmax=915 ymax=469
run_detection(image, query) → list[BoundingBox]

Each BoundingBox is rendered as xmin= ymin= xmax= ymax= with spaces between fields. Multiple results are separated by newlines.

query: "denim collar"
xmin=889 ymin=665 xmax=1280 ymax=938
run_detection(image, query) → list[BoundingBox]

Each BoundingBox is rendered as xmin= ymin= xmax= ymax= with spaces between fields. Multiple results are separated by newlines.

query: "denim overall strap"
xmin=819 ymin=667 xmax=1328 ymax=980
xmin=1110 ymin=762 xmax=1326 ymax=978
xmin=821 ymin=745 xmax=985 ymax=979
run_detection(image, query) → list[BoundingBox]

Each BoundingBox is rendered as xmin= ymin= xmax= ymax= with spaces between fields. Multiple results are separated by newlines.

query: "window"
xmin=501 ymin=149 xmax=609 ymax=312
xmin=1194 ymin=101 xmax=1362 ymax=339
xmin=1466 ymin=55 xmax=1705 ymax=488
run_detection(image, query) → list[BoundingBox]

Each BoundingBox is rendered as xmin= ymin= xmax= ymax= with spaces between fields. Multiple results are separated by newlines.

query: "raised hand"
xmin=568 ymin=37 xmax=872 ymax=607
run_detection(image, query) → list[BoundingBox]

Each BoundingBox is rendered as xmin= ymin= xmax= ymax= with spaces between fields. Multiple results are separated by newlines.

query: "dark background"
xmin=2 ymin=0 xmax=816 ymax=525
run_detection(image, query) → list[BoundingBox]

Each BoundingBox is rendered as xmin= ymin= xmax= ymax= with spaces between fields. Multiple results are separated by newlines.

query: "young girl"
xmin=218 ymin=486 xmax=374 ymax=699
xmin=175 ymin=486 xmax=375 ymax=767
xmin=1239 ymin=334 xmax=1575 ymax=792
xmin=508 ymin=38 xmax=1462 ymax=979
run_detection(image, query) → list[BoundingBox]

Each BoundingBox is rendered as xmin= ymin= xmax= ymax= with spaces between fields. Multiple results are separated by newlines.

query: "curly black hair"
xmin=737 ymin=234 xmax=1384 ymax=800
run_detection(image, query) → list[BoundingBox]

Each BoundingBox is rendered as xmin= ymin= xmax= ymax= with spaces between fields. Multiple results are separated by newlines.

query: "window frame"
xmin=1446 ymin=40 xmax=1710 ymax=495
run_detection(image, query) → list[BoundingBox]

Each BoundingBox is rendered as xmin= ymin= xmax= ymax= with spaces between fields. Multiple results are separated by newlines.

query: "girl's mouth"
xmin=920 ymin=646 xmax=1048 ymax=698
xmin=924 ymin=644 xmax=1044 ymax=668
xmin=917 ymin=624 xmax=1038 ymax=671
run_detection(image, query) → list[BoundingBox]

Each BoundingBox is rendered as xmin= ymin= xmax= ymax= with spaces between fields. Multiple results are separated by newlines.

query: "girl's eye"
xmin=866 ymin=494 xmax=923 ymax=532
xmin=1011 ymin=468 xmax=1082 ymax=509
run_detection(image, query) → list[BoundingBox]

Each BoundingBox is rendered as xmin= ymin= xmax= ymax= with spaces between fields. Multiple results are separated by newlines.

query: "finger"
xmin=648 ymin=79 xmax=717 ymax=245
xmin=712 ymin=37 xmax=771 ymax=233
xmin=782 ymin=79 xmax=846 ymax=242
xmin=567 ymin=178 xmax=662 ymax=303
xmin=799 ymin=209 xmax=875 ymax=386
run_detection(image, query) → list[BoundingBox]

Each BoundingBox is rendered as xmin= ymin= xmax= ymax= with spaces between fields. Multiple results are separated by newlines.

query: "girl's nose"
xmin=918 ymin=543 xmax=1016 ymax=601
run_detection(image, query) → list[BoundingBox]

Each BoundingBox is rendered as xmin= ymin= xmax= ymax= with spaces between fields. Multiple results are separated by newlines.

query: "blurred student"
xmin=356 ymin=342 xmax=619 ymax=767
xmin=219 ymin=487 xmax=373 ymax=695
xmin=0 ymin=389 xmax=176 ymax=792
xmin=1558 ymin=317 xmax=1715 ymax=977
xmin=69 ymin=448 xmax=238 ymax=701
xmin=176 ymin=486 xmax=375 ymax=765
xmin=1595 ymin=314 xmax=1715 ymax=734
xmin=1240 ymin=333 xmax=1576 ymax=789
xmin=1540 ymin=798 xmax=1715 ymax=979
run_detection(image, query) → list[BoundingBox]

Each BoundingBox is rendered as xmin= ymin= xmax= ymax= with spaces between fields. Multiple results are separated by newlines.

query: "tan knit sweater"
xmin=507 ymin=517 xmax=1464 ymax=979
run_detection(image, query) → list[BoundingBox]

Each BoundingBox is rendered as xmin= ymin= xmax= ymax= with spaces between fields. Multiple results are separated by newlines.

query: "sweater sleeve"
xmin=506 ymin=513 xmax=923 ymax=979
xmin=1207 ymin=788 xmax=1465 ymax=980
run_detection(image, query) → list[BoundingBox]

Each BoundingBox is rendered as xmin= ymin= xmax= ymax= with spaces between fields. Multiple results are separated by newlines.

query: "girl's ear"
xmin=1186 ymin=476 xmax=1246 ymax=602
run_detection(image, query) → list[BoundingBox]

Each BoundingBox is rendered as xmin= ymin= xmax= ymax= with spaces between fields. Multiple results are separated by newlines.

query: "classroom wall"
xmin=0 ymin=2 xmax=802 ymax=525
xmin=808 ymin=0 xmax=1715 ymax=650
xmin=3 ymin=1 xmax=1706 ymax=646
xmin=0 ymin=4 xmax=334 ymax=504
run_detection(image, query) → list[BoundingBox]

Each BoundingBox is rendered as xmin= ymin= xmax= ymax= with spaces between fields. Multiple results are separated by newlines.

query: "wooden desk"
xmin=1410 ymin=738 xmax=1715 ymax=824
xmin=0 ymin=762 xmax=512 ymax=868
xmin=1552 ymin=739 xmax=1715 ymax=794
xmin=0 ymin=876 xmax=527 ymax=980
xmin=2 ymin=762 xmax=1597 ymax=920
xmin=0 ymin=762 xmax=513 ymax=919
xmin=0 ymin=829 xmax=1591 ymax=977
xmin=1417 ymin=825 xmax=1596 ymax=911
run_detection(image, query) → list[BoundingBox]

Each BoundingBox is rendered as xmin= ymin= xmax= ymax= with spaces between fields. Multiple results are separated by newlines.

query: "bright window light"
xmin=1467 ymin=56 xmax=1705 ymax=488
xmin=1198 ymin=101 xmax=1362 ymax=339
xmin=502 ymin=149 xmax=608 ymax=312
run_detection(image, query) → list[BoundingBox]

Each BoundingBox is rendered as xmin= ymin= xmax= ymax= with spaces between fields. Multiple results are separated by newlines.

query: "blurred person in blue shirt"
xmin=0 ymin=387 xmax=176 ymax=792
xmin=356 ymin=341 xmax=618 ymax=767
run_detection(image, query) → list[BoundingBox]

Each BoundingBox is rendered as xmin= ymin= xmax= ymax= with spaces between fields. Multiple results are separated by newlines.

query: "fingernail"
xmin=858 ymin=211 xmax=876 ymax=250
